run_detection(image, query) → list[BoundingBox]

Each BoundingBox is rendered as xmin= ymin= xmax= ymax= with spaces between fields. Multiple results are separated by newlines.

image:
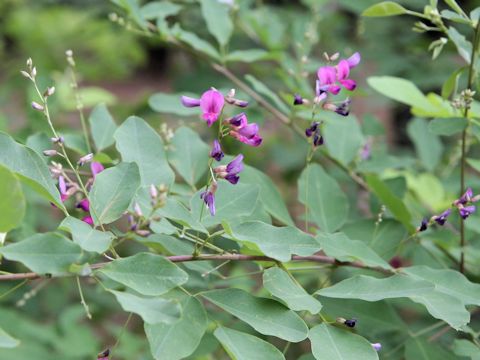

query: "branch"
xmin=0 ymin=254 xmax=393 ymax=281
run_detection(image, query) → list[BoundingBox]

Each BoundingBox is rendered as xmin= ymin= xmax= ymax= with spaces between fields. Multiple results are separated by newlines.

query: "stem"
xmin=459 ymin=20 xmax=480 ymax=273
xmin=0 ymin=253 xmax=394 ymax=282
xmin=76 ymin=276 xmax=92 ymax=319
xmin=110 ymin=312 xmax=133 ymax=359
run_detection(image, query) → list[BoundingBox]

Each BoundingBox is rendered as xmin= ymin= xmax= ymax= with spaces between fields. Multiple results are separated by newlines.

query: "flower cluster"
xmin=294 ymin=52 xmax=361 ymax=145
xmin=417 ymin=187 xmax=479 ymax=232
xmin=53 ymin=161 xmax=104 ymax=225
xmin=181 ymin=88 xmax=262 ymax=216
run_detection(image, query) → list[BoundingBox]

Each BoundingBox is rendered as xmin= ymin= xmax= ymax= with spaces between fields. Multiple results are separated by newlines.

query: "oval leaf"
xmin=88 ymin=103 xmax=117 ymax=151
xmin=362 ymin=1 xmax=407 ymax=17
xmin=0 ymin=165 xmax=25 ymax=232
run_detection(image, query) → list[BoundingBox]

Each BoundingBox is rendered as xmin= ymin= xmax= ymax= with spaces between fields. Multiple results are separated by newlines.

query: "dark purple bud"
xmin=305 ymin=122 xmax=319 ymax=137
xmin=417 ymin=218 xmax=428 ymax=232
xmin=389 ymin=256 xmax=403 ymax=268
xmin=227 ymin=113 xmax=247 ymax=128
xmin=455 ymin=187 xmax=473 ymax=206
xmin=432 ymin=208 xmax=451 ymax=226
xmin=335 ymin=98 xmax=351 ymax=116
xmin=313 ymin=134 xmax=324 ymax=147
xmin=459 ymin=205 xmax=475 ymax=220
xmin=200 ymin=189 xmax=216 ymax=216
xmin=76 ymin=199 xmax=90 ymax=212
xmin=344 ymin=318 xmax=357 ymax=328
xmin=97 ymin=349 xmax=110 ymax=360
xmin=225 ymin=174 xmax=240 ymax=184
xmin=210 ymin=140 xmax=224 ymax=161
xmin=293 ymin=94 xmax=304 ymax=105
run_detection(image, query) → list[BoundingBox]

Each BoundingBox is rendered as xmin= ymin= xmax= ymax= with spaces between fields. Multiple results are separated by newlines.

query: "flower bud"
xmin=26 ymin=58 xmax=33 ymax=69
xmin=20 ymin=70 xmax=31 ymax=79
xmin=44 ymin=86 xmax=55 ymax=97
xmin=150 ymin=184 xmax=158 ymax=199
xmin=31 ymin=67 xmax=37 ymax=78
xmin=77 ymin=153 xmax=93 ymax=166
xmin=31 ymin=101 xmax=44 ymax=111
xmin=136 ymin=230 xmax=151 ymax=237
xmin=50 ymin=136 xmax=64 ymax=144
xmin=43 ymin=149 xmax=58 ymax=156
xmin=134 ymin=202 xmax=143 ymax=217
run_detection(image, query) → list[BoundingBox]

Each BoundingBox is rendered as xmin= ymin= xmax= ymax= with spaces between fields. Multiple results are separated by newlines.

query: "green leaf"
xmin=467 ymin=158 xmax=480 ymax=173
xmin=245 ymin=75 xmax=290 ymax=115
xmin=168 ymin=127 xmax=209 ymax=187
xmin=0 ymin=327 xmax=19 ymax=348
xmin=0 ymin=165 xmax=25 ymax=232
xmin=61 ymin=133 xmax=88 ymax=155
xmin=405 ymin=338 xmax=459 ymax=360
xmin=0 ymin=233 xmax=82 ymax=275
xmin=263 ymin=267 xmax=322 ymax=314
xmin=365 ymin=174 xmax=414 ymax=232
xmin=58 ymin=216 xmax=114 ymax=254
xmin=171 ymin=24 xmax=220 ymax=60
xmin=362 ymin=2 xmax=408 ymax=17
xmin=444 ymin=0 xmax=467 ymax=18
xmin=145 ymin=296 xmax=207 ymax=360
xmin=316 ymin=233 xmax=392 ymax=270
xmin=0 ymin=132 xmax=64 ymax=210
xmin=367 ymin=77 xmax=437 ymax=113
xmin=228 ymin=221 xmax=320 ymax=262
xmin=88 ymin=103 xmax=117 ymax=151
xmin=407 ymin=118 xmax=443 ymax=171
xmin=25 ymin=132 xmax=50 ymax=162
xmin=241 ymin=166 xmax=294 ymax=225
xmin=298 ymin=164 xmax=349 ymax=232
xmin=309 ymin=324 xmax=379 ymax=360
xmin=200 ymin=0 xmax=233 ymax=47
xmin=226 ymin=49 xmax=269 ymax=63
xmin=155 ymin=199 xmax=206 ymax=233
xmin=446 ymin=27 xmax=472 ymax=64
xmin=323 ymin=116 xmax=364 ymax=166
xmin=191 ymin=182 xmax=260 ymax=228
xmin=317 ymin=274 xmax=470 ymax=329
xmin=214 ymin=326 xmax=285 ymax=360
xmin=140 ymin=1 xmax=181 ymax=20
xmin=114 ymin=116 xmax=174 ymax=187
xmin=403 ymin=266 xmax=480 ymax=306
xmin=98 ymin=252 xmax=188 ymax=296
xmin=341 ymin=219 xmax=407 ymax=259
xmin=452 ymin=339 xmax=480 ymax=360
xmin=109 ymin=290 xmax=181 ymax=324
xmin=89 ymin=162 xmax=141 ymax=225
xmin=428 ymin=118 xmax=468 ymax=136
xmin=441 ymin=67 xmax=465 ymax=99
xmin=149 ymin=92 xmax=199 ymax=116
xmin=202 ymin=288 xmax=308 ymax=342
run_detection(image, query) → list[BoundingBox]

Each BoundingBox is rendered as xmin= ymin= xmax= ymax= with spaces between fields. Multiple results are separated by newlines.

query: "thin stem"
xmin=0 ymin=279 xmax=29 ymax=300
xmin=110 ymin=312 xmax=133 ymax=359
xmin=76 ymin=276 xmax=92 ymax=319
xmin=459 ymin=19 xmax=480 ymax=273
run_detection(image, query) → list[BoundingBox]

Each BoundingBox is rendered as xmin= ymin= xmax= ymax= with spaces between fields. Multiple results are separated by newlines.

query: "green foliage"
xmin=362 ymin=2 xmax=408 ymax=17
xmin=0 ymin=165 xmax=25 ymax=233
xmin=88 ymin=103 xmax=117 ymax=152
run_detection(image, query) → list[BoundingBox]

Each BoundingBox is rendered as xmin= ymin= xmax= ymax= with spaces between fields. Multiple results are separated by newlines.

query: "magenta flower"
xmin=317 ymin=52 xmax=361 ymax=95
xmin=91 ymin=162 xmax=104 ymax=178
xmin=181 ymin=89 xmax=225 ymax=126
xmin=214 ymin=155 xmax=244 ymax=184
xmin=226 ymin=113 xmax=262 ymax=147
xmin=82 ymin=215 xmax=94 ymax=226
xmin=210 ymin=140 xmax=224 ymax=161
xmin=76 ymin=199 xmax=90 ymax=212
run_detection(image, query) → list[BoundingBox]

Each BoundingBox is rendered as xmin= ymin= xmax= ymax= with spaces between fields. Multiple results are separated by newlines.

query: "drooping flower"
xmin=454 ymin=187 xmax=473 ymax=206
xmin=214 ymin=155 xmax=244 ymax=185
xmin=200 ymin=181 xmax=218 ymax=216
xmin=416 ymin=218 xmax=428 ymax=232
xmin=91 ymin=162 xmax=104 ymax=178
xmin=432 ymin=208 xmax=451 ymax=226
xmin=76 ymin=199 xmax=90 ymax=212
xmin=371 ymin=343 xmax=382 ymax=352
xmin=293 ymin=94 xmax=306 ymax=105
xmin=313 ymin=133 xmax=324 ymax=147
xmin=78 ymin=153 xmax=93 ymax=166
xmin=225 ymin=89 xmax=249 ymax=107
xmin=58 ymin=176 xmax=68 ymax=202
xmin=305 ymin=121 xmax=319 ymax=137
xmin=343 ymin=318 xmax=357 ymax=328
xmin=459 ymin=205 xmax=476 ymax=219
xmin=226 ymin=113 xmax=262 ymax=147
xmin=82 ymin=215 xmax=94 ymax=226
xmin=181 ymin=89 xmax=225 ymax=126
xmin=323 ymin=98 xmax=351 ymax=116
xmin=210 ymin=140 xmax=224 ymax=161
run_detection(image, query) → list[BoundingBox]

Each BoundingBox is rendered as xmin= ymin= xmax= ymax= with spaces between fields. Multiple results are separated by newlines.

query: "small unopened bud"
xmin=77 ymin=153 xmax=93 ymax=166
xmin=26 ymin=58 xmax=33 ymax=70
xmin=371 ymin=343 xmax=382 ymax=351
xmin=50 ymin=136 xmax=64 ymax=144
xmin=31 ymin=101 xmax=44 ymax=111
xmin=65 ymin=49 xmax=73 ymax=57
xmin=150 ymin=184 xmax=158 ymax=199
xmin=134 ymin=202 xmax=143 ymax=217
xmin=136 ymin=230 xmax=151 ymax=237
xmin=330 ymin=52 xmax=340 ymax=61
xmin=109 ymin=12 xmax=118 ymax=21
xmin=44 ymin=86 xmax=55 ymax=97
xmin=20 ymin=70 xmax=31 ymax=79
xmin=323 ymin=52 xmax=330 ymax=61
xmin=31 ymin=67 xmax=37 ymax=78
xmin=43 ymin=149 xmax=58 ymax=156
xmin=227 ymin=89 xmax=236 ymax=98
xmin=471 ymin=194 xmax=480 ymax=203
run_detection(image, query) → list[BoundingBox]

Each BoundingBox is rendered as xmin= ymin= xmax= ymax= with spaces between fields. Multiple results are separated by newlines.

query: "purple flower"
xmin=76 ymin=199 xmax=90 ymax=212
xmin=200 ymin=183 xmax=217 ymax=216
xmin=58 ymin=175 xmax=68 ymax=202
xmin=433 ymin=209 xmax=451 ymax=225
xmin=313 ymin=134 xmax=324 ymax=147
xmin=455 ymin=187 xmax=473 ymax=206
xmin=227 ymin=113 xmax=262 ymax=147
xmin=210 ymin=140 xmax=224 ymax=161
xmin=317 ymin=52 xmax=361 ymax=95
xmin=181 ymin=89 xmax=225 ymax=126
xmin=417 ymin=218 xmax=428 ymax=232
xmin=200 ymin=89 xmax=224 ymax=126
xmin=91 ymin=162 xmax=104 ymax=178
xmin=214 ymin=155 xmax=244 ymax=184
xmin=305 ymin=121 xmax=319 ymax=137
xmin=459 ymin=205 xmax=476 ymax=220
xmin=293 ymin=94 xmax=305 ymax=105
xmin=371 ymin=343 xmax=382 ymax=352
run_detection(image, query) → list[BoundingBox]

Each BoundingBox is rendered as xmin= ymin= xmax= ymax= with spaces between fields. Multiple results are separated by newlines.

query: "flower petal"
xmin=91 ymin=162 xmax=104 ymax=178
xmin=339 ymin=79 xmax=357 ymax=91
xmin=200 ymin=89 xmax=224 ymax=126
xmin=317 ymin=66 xmax=336 ymax=86
xmin=181 ymin=95 xmax=201 ymax=108
xmin=336 ymin=60 xmax=350 ymax=80
xmin=347 ymin=52 xmax=361 ymax=68
xmin=237 ymin=123 xmax=259 ymax=139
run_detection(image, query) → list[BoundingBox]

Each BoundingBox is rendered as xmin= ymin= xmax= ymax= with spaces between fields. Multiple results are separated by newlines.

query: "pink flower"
xmin=82 ymin=215 xmax=94 ymax=226
xmin=91 ymin=162 xmax=104 ymax=178
xmin=317 ymin=52 xmax=361 ymax=95
xmin=226 ymin=113 xmax=262 ymax=147
xmin=58 ymin=176 xmax=69 ymax=202
xmin=181 ymin=89 xmax=225 ymax=127
xmin=76 ymin=199 xmax=90 ymax=212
